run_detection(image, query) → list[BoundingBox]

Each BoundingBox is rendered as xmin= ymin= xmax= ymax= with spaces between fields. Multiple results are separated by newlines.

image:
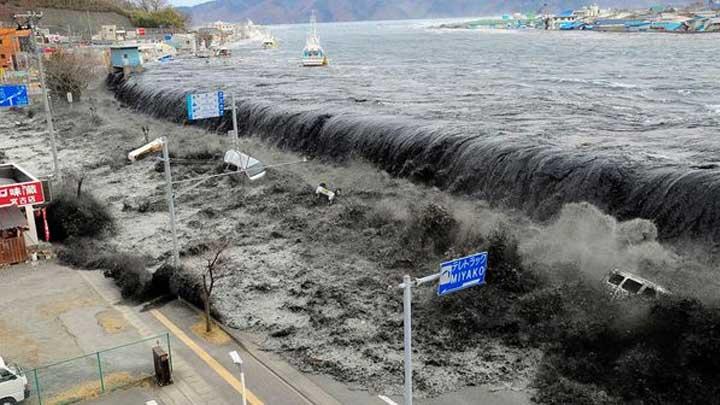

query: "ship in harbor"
xmin=302 ymin=12 xmax=328 ymax=67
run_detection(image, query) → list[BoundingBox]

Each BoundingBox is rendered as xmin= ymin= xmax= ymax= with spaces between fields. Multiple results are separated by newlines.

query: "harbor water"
xmin=113 ymin=20 xmax=720 ymax=242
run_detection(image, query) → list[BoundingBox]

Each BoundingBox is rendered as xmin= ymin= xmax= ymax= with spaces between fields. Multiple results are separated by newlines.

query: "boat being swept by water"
xmin=302 ymin=12 xmax=328 ymax=67
xmin=215 ymin=47 xmax=232 ymax=57
xmin=263 ymin=34 xmax=279 ymax=49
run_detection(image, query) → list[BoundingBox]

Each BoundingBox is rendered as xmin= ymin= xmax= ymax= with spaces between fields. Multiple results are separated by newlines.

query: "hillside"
xmin=182 ymin=0 xmax=697 ymax=25
xmin=0 ymin=3 xmax=134 ymax=36
xmin=0 ymin=0 xmax=185 ymax=33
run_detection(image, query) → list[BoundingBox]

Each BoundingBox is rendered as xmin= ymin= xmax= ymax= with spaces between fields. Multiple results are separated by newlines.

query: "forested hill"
xmin=0 ymin=0 xmax=186 ymax=30
xmin=181 ymin=0 xmax=696 ymax=25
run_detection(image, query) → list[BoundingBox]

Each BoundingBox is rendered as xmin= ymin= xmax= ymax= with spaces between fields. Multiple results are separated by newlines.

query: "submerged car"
xmin=605 ymin=269 xmax=670 ymax=299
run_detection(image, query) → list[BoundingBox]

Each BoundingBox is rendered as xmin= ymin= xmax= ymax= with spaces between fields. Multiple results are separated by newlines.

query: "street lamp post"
xmin=128 ymin=137 xmax=180 ymax=266
xmin=229 ymin=351 xmax=247 ymax=405
xmin=161 ymin=137 xmax=180 ymax=266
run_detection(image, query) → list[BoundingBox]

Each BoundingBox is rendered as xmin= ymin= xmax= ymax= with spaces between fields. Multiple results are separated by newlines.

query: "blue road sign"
xmin=0 ymin=84 xmax=29 ymax=108
xmin=186 ymin=91 xmax=224 ymax=120
xmin=438 ymin=251 xmax=488 ymax=296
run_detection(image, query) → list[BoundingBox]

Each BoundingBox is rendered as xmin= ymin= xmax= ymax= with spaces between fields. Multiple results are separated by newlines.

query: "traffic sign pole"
xmin=398 ymin=272 xmax=441 ymax=405
xmin=402 ymin=274 xmax=412 ymax=405
xmin=397 ymin=252 xmax=486 ymax=405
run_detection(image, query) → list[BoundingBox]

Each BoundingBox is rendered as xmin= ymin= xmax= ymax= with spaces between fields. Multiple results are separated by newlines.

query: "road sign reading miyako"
xmin=437 ymin=251 xmax=488 ymax=296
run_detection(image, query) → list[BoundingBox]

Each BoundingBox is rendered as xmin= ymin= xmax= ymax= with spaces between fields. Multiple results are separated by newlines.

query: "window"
xmin=0 ymin=369 xmax=15 ymax=382
xmin=608 ymin=274 xmax=624 ymax=286
xmin=621 ymin=278 xmax=643 ymax=294
xmin=642 ymin=287 xmax=657 ymax=298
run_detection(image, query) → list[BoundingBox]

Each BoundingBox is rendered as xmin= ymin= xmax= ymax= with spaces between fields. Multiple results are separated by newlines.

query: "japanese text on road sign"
xmin=186 ymin=91 xmax=224 ymax=120
xmin=438 ymin=251 xmax=488 ymax=296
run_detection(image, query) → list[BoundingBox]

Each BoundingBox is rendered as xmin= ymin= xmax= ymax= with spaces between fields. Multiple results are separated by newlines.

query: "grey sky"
xmin=169 ymin=0 xmax=208 ymax=7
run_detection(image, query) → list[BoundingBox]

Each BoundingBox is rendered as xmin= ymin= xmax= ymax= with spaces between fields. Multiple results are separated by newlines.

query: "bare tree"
xmin=44 ymin=49 xmax=101 ymax=102
xmin=64 ymin=166 xmax=87 ymax=197
xmin=133 ymin=0 xmax=168 ymax=12
xmin=200 ymin=240 xmax=232 ymax=333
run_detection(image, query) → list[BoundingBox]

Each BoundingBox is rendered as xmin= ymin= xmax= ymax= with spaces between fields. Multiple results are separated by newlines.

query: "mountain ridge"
xmin=180 ymin=0 xmax=697 ymax=25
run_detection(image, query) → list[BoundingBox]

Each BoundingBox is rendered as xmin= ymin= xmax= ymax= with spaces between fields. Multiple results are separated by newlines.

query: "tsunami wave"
xmin=107 ymin=73 xmax=720 ymax=244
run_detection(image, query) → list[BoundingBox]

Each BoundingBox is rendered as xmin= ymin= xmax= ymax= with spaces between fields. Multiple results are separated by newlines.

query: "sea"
xmin=119 ymin=19 xmax=720 ymax=241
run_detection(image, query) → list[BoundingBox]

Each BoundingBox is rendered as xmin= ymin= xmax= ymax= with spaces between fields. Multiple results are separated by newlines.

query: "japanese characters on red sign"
xmin=0 ymin=181 xmax=45 ymax=207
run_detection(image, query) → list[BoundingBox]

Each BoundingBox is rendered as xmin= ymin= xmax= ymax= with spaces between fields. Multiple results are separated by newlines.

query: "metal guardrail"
xmin=26 ymin=333 xmax=171 ymax=405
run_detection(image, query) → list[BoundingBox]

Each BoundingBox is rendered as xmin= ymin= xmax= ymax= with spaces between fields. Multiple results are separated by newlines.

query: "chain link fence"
xmin=22 ymin=333 xmax=171 ymax=405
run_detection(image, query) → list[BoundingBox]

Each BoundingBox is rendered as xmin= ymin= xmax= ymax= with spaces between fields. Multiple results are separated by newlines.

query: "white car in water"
xmin=605 ymin=269 xmax=670 ymax=299
xmin=0 ymin=356 xmax=29 ymax=404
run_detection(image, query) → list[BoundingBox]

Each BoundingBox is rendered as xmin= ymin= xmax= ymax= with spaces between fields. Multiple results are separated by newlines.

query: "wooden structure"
xmin=0 ymin=206 xmax=28 ymax=266
xmin=0 ymin=28 xmax=31 ymax=70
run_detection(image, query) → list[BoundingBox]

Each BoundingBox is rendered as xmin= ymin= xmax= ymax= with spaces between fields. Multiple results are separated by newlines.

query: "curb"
xmin=177 ymin=297 xmax=342 ymax=405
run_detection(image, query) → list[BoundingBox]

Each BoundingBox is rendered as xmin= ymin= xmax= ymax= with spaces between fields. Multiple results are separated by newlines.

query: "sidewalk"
xmin=79 ymin=271 xmax=229 ymax=405
xmin=80 ymin=270 xmax=347 ymax=405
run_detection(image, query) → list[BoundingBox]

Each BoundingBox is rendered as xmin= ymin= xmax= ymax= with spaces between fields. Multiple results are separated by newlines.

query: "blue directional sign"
xmin=186 ymin=91 xmax=224 ymax=120
xmin=437 ymin=251 xmax=488 ymax=296
xmin=0 ymin=84 xmax=29 ymax=108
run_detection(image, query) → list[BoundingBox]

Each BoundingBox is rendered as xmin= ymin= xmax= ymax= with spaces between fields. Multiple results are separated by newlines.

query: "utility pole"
xmin=231 ymin=93 xmax=239 ymax=150
xmin=86 ymin=10 xmax=93 ymax=42
xmin=15 ymin=12 xmax=60 ymax=180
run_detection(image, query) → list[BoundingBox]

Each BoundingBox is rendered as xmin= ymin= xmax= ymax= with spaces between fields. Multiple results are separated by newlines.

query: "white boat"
xmin=262 ymin=35 xmax=278 ymax=49
xmin=215 ymin=47 xmax=232 ymax=57
xmin=302 ymin=12 xmax=328 ymax=67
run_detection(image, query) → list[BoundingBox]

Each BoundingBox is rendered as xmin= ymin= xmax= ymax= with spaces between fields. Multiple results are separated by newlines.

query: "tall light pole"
xmin=161 ymin=137 xmax=180 ymax=267
xmin=128 ymin=138 xmax=180 ymax=267
xmin=15 ymin=12 xmax=60 ymax=180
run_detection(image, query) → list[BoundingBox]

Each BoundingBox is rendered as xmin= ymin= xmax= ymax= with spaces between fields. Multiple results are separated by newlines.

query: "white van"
xmin=0 ymin=356 xmax=29 ymax=404
xmin=605 ymin=269 xmax=670 ymax=299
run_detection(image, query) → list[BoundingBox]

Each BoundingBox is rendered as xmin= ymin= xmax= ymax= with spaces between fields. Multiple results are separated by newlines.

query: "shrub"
xmin=57 ymin=240 xmax=151 ymax=299
xmin=484 ymin=230 xmax=535 ymax=293
xmin=404 ymin=203 xmax=458 ymax=256
xmin=46 ymin=189 xmax=114 ymax=241
xmin=534 ymin=362 xmax=620 ymax=405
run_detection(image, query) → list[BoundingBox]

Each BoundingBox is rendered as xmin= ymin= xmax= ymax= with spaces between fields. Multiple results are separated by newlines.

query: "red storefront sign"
xmin=137 ymin=28 xmax=146 ymax=36
xmin=0 ymin=181 xmax=45 ymax=207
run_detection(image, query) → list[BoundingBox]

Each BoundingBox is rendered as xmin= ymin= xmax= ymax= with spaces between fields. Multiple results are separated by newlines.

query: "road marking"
xmin=378 ymin=395 xmax=399 ymax=405
xmin=150 ymin=309 xmax=264 ymax=405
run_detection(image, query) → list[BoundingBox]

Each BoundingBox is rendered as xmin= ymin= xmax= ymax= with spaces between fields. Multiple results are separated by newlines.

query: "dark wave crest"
xmin=107 ymin=73 xmax=720 ymax=243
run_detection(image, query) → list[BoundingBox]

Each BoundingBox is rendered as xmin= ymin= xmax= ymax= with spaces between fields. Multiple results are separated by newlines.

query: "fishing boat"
xmin=302 ymin=12 xmax=328 ymax=67
xmin=262 ymin=35 xmax=278 ymax=49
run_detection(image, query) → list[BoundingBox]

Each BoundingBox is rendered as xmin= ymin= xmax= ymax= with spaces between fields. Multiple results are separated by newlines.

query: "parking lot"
xmin=0 ymin=263 xmax=145 ymax=368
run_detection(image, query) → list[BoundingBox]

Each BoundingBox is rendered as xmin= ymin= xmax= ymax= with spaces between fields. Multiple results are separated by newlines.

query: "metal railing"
xmin=24 ymin=333 xmax=171 ymax=405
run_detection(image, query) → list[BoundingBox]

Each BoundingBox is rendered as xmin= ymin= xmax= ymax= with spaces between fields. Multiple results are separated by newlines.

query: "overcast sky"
xmin=169 ymin=0 xmax=208 ymax=7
